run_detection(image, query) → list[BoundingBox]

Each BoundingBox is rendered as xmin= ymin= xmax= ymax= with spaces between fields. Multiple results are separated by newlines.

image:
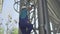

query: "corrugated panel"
xmin=47 ymin=0 xmax=60 ymax=24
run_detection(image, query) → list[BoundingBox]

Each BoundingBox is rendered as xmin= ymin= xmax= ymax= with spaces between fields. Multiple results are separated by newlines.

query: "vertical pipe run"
xmin=42 ymin=0 xmax=51 ymax=34
xmin=37 ymin=0 xmax=51 ymax=34
xmin=37 ymin=0 xmax=45 ymax=34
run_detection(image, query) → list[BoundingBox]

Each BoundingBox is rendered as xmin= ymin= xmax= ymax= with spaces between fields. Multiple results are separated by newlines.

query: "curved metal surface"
xmin=47 ymin=0 xmax=60 ymax=24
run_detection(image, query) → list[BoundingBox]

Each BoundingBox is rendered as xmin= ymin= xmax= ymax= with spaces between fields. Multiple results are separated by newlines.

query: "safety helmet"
xmin=21 ymin=6 xmax=26 ymax=9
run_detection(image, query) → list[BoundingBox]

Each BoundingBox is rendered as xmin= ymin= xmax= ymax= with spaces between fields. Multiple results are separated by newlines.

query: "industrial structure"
xmin=0 ymin=0 xmax=60 ymax=34
xmin=19 ymin=0 xmax=60 ymax=34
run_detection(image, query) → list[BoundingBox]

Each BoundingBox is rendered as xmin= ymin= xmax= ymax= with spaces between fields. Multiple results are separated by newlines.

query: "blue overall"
xmin=19 ymin=8 xmax=33 ymax=34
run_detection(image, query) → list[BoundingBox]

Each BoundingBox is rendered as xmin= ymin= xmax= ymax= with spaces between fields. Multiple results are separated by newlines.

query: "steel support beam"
xmin=37 ymin=0 xmax=51 ymax=34
xmin=37 ymin=0 xmax=45 ymax=34
xmin=19 ymin=0 xmax=22 ymax=34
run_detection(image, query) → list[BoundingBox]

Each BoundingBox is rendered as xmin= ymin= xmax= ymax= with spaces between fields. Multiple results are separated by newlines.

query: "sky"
xmin=0 ymin=0 xmax=19 ymax=34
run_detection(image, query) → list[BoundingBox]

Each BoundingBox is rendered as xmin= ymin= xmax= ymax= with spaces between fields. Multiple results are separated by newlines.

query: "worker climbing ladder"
xmin=13 ymin=0 xmax=39 ymax=34
xmin=13 ymin=0 xmax=51 ymax=34
xmin=19 ymin=0 xmax=39 ymax=34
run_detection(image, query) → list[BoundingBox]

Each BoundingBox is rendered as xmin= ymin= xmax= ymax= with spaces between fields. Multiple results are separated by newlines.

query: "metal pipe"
xmin=37 ymin=0 xmax=51 ymax=34
xmin=37 ymin=0 xmax=45 ymax=34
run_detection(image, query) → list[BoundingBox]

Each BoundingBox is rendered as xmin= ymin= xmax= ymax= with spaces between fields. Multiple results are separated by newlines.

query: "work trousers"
xmin=19 ymin=17 xmax=33 ymax=34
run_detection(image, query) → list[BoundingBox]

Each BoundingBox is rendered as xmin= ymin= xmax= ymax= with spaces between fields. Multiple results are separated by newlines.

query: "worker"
xmin=19 ymin=5 xmax=33 ymax=34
